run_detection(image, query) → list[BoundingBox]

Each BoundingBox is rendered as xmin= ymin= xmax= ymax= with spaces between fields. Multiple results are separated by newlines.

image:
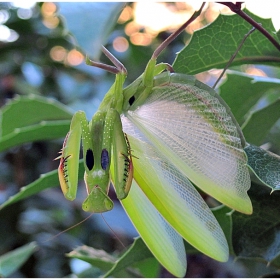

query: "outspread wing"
xmin=122 ymin=74 xmax=252 ymax=214
xmin=120 ymin=124 xmax=229 ymax=262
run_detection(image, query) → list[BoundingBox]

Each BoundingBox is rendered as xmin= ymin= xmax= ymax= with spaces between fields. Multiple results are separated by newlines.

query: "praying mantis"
xmin=57 ymin=3 xmax=253 ymax=277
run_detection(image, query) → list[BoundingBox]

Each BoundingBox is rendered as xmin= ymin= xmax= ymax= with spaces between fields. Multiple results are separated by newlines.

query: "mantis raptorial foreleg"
xmin=109 ymin=109 xmax=133 ymax=199
xmin=57 ymin=106 xmax=132 ymax=213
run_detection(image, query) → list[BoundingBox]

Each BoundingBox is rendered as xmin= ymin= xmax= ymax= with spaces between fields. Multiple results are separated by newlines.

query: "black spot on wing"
xmin=86 ymin=149 xmax=94 ymax=170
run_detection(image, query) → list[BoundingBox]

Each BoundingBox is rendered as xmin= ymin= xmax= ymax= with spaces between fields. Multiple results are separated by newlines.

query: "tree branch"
xmin=217 ymin=2 xmax=280 ymax=52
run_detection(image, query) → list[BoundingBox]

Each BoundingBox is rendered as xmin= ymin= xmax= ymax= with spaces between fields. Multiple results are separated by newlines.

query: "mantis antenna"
xmin=86 ymin=2 xmax=206 ymax=75
xmin=86 ymin=46 xmax=127 ymax=75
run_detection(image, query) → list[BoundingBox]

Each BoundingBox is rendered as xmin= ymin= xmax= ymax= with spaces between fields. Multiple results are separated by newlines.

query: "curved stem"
xmin=218 ymin=2 xmax=280 ymax=52
xmin=152 ymin=2 xmax=206 ymax=60
xmin=213 ymin=27 xmax=256 ymax=89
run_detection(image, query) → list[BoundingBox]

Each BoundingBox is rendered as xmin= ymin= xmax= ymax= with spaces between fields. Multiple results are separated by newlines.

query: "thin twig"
xmin=152 ymin=2 xmax=206 ymax=59
xmin=213 ymin=27 xmax=256 ymax=89
xmin=217 ymin=2 xmax=280 ymax=52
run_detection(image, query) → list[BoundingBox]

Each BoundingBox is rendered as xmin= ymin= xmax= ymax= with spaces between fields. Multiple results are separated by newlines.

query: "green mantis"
xmin=57 ymin=3 xmax=253 ymax=277
xmin=57 ymin=44 xmax=133 ymax=213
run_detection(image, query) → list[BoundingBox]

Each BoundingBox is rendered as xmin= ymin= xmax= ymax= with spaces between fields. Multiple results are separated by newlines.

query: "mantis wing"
xmin=119 ymin=133 xmax=229 ymax=263
xmin=122 ymin=72 xmax=252 ymax=214
xmin=121 ymin=180 xmax=186 ymax=278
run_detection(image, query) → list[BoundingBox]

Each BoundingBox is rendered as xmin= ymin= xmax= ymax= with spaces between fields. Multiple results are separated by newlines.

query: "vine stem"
xmin=218 ymin=2 xmax=280 ymax=52
xmin=213 ymin=27 xmax=256 ymax=89
xmin=152 ymin=2 xmax=206 ymax=59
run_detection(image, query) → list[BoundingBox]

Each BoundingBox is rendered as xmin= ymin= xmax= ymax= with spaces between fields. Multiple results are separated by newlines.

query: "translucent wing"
xmin=120 ymin=129 xmax=229 ymax=262
xmin=121 ymin=180 xmax=186 ymax=278
xmin=122 ymin=73 xmax=252 ymax=214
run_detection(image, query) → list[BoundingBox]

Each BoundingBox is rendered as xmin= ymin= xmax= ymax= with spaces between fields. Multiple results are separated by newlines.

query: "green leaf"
xmin=131 ymin=257 xmax=160 ymax=278
xmin=75 ymin=266 xmax=108 ymax=278
xmin=270 ymin=255 xmax=280 ymax=269
xmin=268 ymin=119 xmax=280 ymax=151
xmin=242 ymin=98 xmax=280 ymax=145
xmin=219 ymin=72 xmax=280 ymax=126
xmin=57 ymin=3 xmax=126 ymax=58
xmin=232 ymin=183 xmax=280 ymax=266
xmin=67 ymin=242 xmax=150 ymax=278
xmin=0 ymin=95 xmax=73 ymax=151
xmin=0 ymin=160 xmax=84 ymax=210
xmin=173 ymin=9 xmax=280 ymax=75
xmin=0 ymin=242 xmax=37 ymax=277
xmin=244 ymin=144 xmax=280 ymax=191
xmin=103 ymin=237 xmax=154 ymax=277
xmin=0 ymin=120 xmax=71 ymax=152
xmin=0 ymin=95 xmax=72 ymax=136
xmin=212 ymin=205 xmax=233 ymax=254
xmin=67 ymin=245 xmax=115 ymax=271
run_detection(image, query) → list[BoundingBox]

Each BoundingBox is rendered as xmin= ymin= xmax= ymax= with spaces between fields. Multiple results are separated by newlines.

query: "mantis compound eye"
xmin=128 ymin=95 xmax=135 ymax=106
xmin=86 ymin=149 xmax=94 ymax=170
xmin=101 ymin=148 xmax=110 ymax=170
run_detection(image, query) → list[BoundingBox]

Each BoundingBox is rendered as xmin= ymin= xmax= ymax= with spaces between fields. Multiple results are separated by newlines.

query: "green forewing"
xmin=121 ymin=133 xmax=229 ymax=262
xmin=121 ymin=181 xmax=187 ymax=278
xmin=122 ymin=72 xmax=252 ymax=214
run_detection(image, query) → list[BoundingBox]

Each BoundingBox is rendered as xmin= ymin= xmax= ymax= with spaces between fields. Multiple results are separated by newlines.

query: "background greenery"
xmin=0 ymin=2 xmax=280 ymax=277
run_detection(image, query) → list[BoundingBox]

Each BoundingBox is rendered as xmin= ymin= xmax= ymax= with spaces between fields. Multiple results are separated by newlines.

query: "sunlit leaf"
xmin=173 ymin=9 xmax=280 ymax=75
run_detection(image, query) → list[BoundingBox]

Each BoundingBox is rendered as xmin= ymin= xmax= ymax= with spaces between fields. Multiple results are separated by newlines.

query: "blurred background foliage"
xmin=0 ymin=2 xmax=280 ymax=277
